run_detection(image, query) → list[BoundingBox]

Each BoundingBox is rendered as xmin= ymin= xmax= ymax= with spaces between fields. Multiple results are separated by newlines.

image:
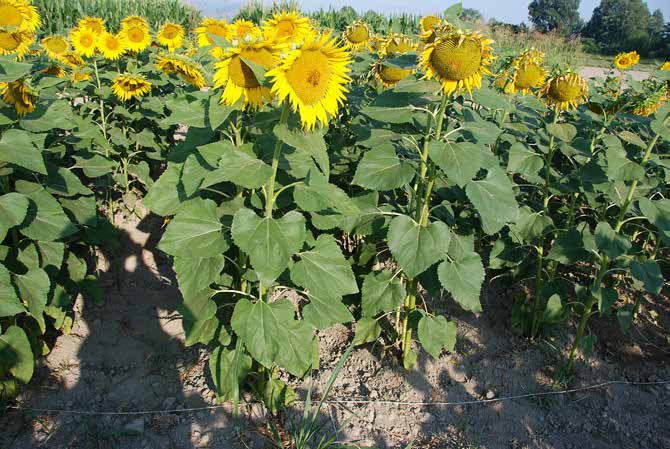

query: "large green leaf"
xmin=14 ymin=268 xmax=51 ymax=331
xmin=294 ymin=172 xmax=360 ymax=216
xmin=20 ymin=100 xmax=75 ymax=132
xmin=465 ymin=167 xmax=519 ymax=235
xmin=0 ymin=193 xmax=28 ymax=241
xmin=0 ymin=57 xmax=31 ymax=82
xmin=274 ymin=124 xmax=329 ymax=177
xmin=301 ymin=292 xmax=354 ymax=330
xmin=72 ymin=152 xmax=115 ymax=178
xmin=388 ymin=215 xmax=451 ymax=279
xmin=0 ymin=326 xmax=34 ymax=384
xmin=174 ymin=255 xmax=225 ymax=297
xmin=418 ymin=315 xmax=456 ymax=358
xmin=546 ymin=123 xmax=577 ymax=142
xmin=630 ymin=260 xmax=663 ymax=295
xmin=437 ymin=252 xmax=484 ymax=313
xmin=45 ymin=164 xmax=93 ymax=197
xmin=605 ymin=148 xmax=644 ymax=181
xmin=178 ymin=289 xmax=218 ymax=347
xmin=638 ymin=198 xmax=670 ymax=245
xmin=231 ymin=208 xmax=306 ymax=285
xmin=0 ymin=264 xmax=23 ymax=317
xmin=209 ymin=346 xmax=252 ymax=401
xmin=429 ymin=141 xmax=483 ymax=187
xmin=507 ymin=143 xmax=543 ymax=178
xmin=291 ymin=235 xmax=358 ymax=297
xmin=361 ymin=269 xmax=406 ymax=317
xmin=203 ymin=143 xmax=272 ymax=189
xmin=508 ymin=206 xmax=553 ymax=243
xmin=352 ymin=317 xmax=382 ymax=346
xmin=0 ymin=129 xmax=46 ymax=174
xmin=143 ymin=164 xmax=183 ymax=216
xmin=547 ymin=228 xmax=592 ymax=264
xmin=159 ymin=198 xmax=229 ymax=258
xmin=15 ymin=182 xmax=77 ymax=241
xmin=595 ymin=222 xmax=631 ymax=260
xmin=353 ymin=144 xmax=414 ymax=191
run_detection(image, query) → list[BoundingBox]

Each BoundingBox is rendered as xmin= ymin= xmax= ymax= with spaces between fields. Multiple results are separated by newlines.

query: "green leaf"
xmin=448 ymin=233 xmax=475 ymax=261
xmin=352 ymin=317 xmax=382 ymax=346
xmin=605 ymin=147 xmax=644 ymax=181
xmin=617 ymin=131 xmax=646 ymax=149
xmin=353 ymin=144 xmax=414 ymax=191
xmin=508 ymin=206 xmax=553 ymax=243
xmin=630 ymin=260 xmax=662 ymax=295
xmin=507 ymin=143 xmax=543 ymax=178
xmin=0 ymin=129 xmax=46 ymax=174
xmin=429 ymin=141 xmax=483 ymax=187
xmin=203 ymin=143 xmax=272 ymax=189
xmin=291 ymin=235 xmax=358 ymax=297
xmin=15 ymin=182 xmax=77 ymax=241
xmin=232 ymin=208 xmax=306 ymax=285
xmin=263 ymin=374 xmax=296 ymax=414
xmin=208 ymin=94 xmax=235 ymax=130
xmin=179 ymin=289 xmax=218 ymax=347
xmin=20 ymin=101 xmax=75 ymax=132
xmin=0 ymin=264 xmax=23 ymax=317
xmin=14 ymin=268 xmax=51 ymax=331
xmin=543 ymin=294 xmax=563 ymax=323
xmin=209 ymin=346 xmax=252 ymax=402
xmin=159 ymin=198 xmax=229 ymax=258
xmin=418 ymin=315 xmax=456 ymax=358
xmin=46 ymin=165 xmax=93 ymax=197
xmin=595 ymin=222 xmax=631 ymax=260
xmin=638 ymin=198 xmax=670 ymax=245
xmin=72 ymin=152 xmax=115 ymax=178
xmin=0 ymin=326 xmax=34 ymax=384
xmin=0 ymin=193 xmax=28 ymax=241
xmin=465 ymin=167 xmax=519 ymax=235
xmin=546 ymin=123 xmax=577 ymax=142
xmin=301 ymin=292 xmax=354 ymax=330
xmin=294 ymin=172 xmax=359 ymax=216
xmin=461 ymin=109 xmax=502 ymax=144
xmin=388 ymin=215 xmax=451 ymax=279
xmin=0 ymin=57 xmax=31 ymax=82
xmin=361 ymin=269 xmax=406 ymax=317
xmin=547 ymin=228 xmax=592 ymax=264
xmin=174 ymin=255 xmax=225 ymax=297
xmin=143 ymin=164 xmax=183 ymax=216
xmin=274 ymin=124 xmax=329 ymax=177
xmin=162 ymin=97 xmax=207 ymax=127
xmin=437 ymin=252 xmax=484 ymax=313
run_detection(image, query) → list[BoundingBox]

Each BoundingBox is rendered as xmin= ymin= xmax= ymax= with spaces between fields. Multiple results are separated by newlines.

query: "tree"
xmin=528 ymin=0 xmax=582 ymax=35
xmin=647 ymin=9 xmax=665 ymax=52
xmin=462 ymin=8 xmax=484 ymax=23
xmin=583 ymin=0 xmax=653 ymax=54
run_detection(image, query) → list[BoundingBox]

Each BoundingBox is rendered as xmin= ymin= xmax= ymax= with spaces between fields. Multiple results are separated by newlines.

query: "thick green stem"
xmin=530 ymin=245 xmax=544 ymax=338
xmin=93 ymin=60 xmax=108 ymax=150
xmin=401 ymin=280 xmax=417 ymax=359
xmin=542 ymin=108 xmax=560 ymax=213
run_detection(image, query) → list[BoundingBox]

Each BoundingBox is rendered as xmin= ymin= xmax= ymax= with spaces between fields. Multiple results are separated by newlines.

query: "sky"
xmin=188 ymin=0 xmax=670 ymax=24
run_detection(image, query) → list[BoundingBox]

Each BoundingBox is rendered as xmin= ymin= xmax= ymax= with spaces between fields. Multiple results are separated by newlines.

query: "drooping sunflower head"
xmin=156 ymin=54 xmax=206 ymax=88
xmin=0 ymin=0 xmax=41 ymax=33
xmin=374 ymin=60 xmax=413 ymax=89
xmin=540 ymin=71 xmax=588 ymax=111
xmin=262 ymin=10 xmax=312 ymax=44
xmin=41 ymin=35 xmax=69 ymax=60
xmin=195 ymin=17 xmax=229 ymax=46
xmin=267 ymin=31 xmax=352 ymax=129
xmin=213 ymin=40 xmax=279 ymax=110
xmin=420 ymin=15 xmax=441 ymax=35
xmin=0 ymin=78 xmax=37 ymax=116
xmin=661 ymin=61 xmax=670 ymax=71
xmin=497 ymin=49 xmax=547 ymax=95
xmin=121 ymin=15 xmax=149 ymax=30
xmin=613 ymin=51 xmax=640 ymax=70
xmin=419 ymin=28 xmax=494 ymax=95
xmin=41 ymin=64 xmax=67 ymax=78
xmin=77 ymin=16 xmax=105 ymax=36
xmin=70 ymin=26 xmax=98 ymax=58
xmin=157 ymin=23 xmax=185 ymax=51
xmin=0 ymin=29 xmax=33 ymax=59
xmin=230 ymin=19 xmax=262 ymax=43
xmin=381 ymin=33 xmax=415 ymax=56
xmin=343 ymin=21 xmax=372 ymax=51
xmin=112 ymin=73 xmax=152 ymax=101
xmin=98 ymin=31 xmax=125 ymax=60
xmin=71 ymin=68 xmax=92 ymax=83
xmin=61 ymin=51 xmax=84 ymax=68
xmin=121 ymin=24 xmax=151 ymax=53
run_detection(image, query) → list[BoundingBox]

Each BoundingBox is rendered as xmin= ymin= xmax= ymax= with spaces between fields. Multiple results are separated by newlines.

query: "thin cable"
xmin=5 ymin=380 xmax=668 ymax=416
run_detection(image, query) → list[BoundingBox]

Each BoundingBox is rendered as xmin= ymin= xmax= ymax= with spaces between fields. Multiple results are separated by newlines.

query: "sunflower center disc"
xmin=128 ymin=27 xmax=145 ymax=43
xmin=379 ymin=65 xmax=412 ymax=84
xmin=515 ymin=64 xmax=543 ymax=89
xmin=347 ymin=26 xmax=369 ymax=44
xmin=164 ymin=26 xmax=178 ymax=39
xmin=430 ymin=38 xmax=482 ymax=81
xmin=229 ymin=47 xmax=273 ymax=89
xmin=0 ymin=5 xmax=23 ymax=28
xmin=276 ymin=21 xmax=295 ymax=38
xmin=285 ymin=49 xmax=331 ymax=105
xmin=0 ymin=31 xmax=21 ymax=51
xmin=106 ymin=37 xmax=119 ymax=50
xmin=549 ymin=79 xmax=580 ymax=102
xmin=48 ymin=39 xmax=68 ymax=54
xmin=81 ymin=34 xmax=93 ymax=47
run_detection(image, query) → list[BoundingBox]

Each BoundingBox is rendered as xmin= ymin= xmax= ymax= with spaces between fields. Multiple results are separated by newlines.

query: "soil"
xmin=1 ymin=214 xmax=669 ymax=449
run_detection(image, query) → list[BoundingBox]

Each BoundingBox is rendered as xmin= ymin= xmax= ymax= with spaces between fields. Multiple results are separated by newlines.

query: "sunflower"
xmin=0 ymin=79 xmax=37 ymax=116
xmin=0 ymin=29 xmax=32 ymax=58
xmin=112 ymin=73 xmax=152 ymax=101
xmin=213 ymin=40 xmax=278 ymax=109
xmin=98 ymin=31 xmax=125 ymax=60
xmin=41 ymin=64 xmax=66 ymax=78
xmin=229 ymin=19 xmax=262 ymax=42
xmin=0 ymin=0 xmax=41 ymax=33
xmin=374 ymin=60 xmax=412 ymax=88
xmin=155 ymin=54 xmax=206 ymax=88
xmin=267 ymin=31 xmax=352 ymax=129
xmin=660 ymin=61 xmax=670 ymax=71
xmin=121 ymin=15 xmax=149 ymax=30
xmin=420 ymin=15 xmax=441 ymax=34
xmin=157 ymin=23 xmax=184 ymax=51
xmin=540 ymin=71 xmax=588 ymax=111
xmin=343 ymin=21 xmax=371 ymax=51
xmin=70 ymin=27 xmax=98 ymax=57
xmin=381 ymin=33 xmax=415 ymax=56
xmin=419 ymin=28 xmax=494 ymax=95
xmin=497 ymin=49 xmax=546 ymax=95
xmin=77 ymin=16 xmax=105 ymax=36
xmin=262 ymin=11 xmax=312 ymax=44
xmin=71 ymin=69 xmax=92 ymax=82
xmin=41 ymin=35 xmax=69 ymax=60
xmin=195 ymin=17 xmax=229 ymax=46
xmin=61 ymin=51 xmax=84 ymax=68
xmin=121 ymin=24 xmax=151 ymax=53
xmin=613 ymin=51 xmax=640 ymax=70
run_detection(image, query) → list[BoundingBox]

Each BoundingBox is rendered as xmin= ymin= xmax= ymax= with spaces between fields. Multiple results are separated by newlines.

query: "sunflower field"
xmin=1 ymin=0 xmax=669 ymax=413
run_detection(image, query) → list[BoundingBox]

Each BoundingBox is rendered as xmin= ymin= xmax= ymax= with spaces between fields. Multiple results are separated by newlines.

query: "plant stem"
xmin=530 ymin=245 xmax=544 ymax=338
xmin=542 ymin=108 xmax=560 ymax=213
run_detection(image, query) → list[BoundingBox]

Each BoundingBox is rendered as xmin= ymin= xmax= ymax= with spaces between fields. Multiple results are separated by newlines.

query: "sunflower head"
xmin=98 ymin=31 xmax=125 ymax=60
xmin=262 ymin=10 xmax=312 ymax=44
xmin=659 ymin=61 xmax=670 ymax=71
xmin=496 ymin=49 xmax=547 ymax=95
xmin=70 ymin=26 xmax=98 ymax=58
xmin=156 ymin=54 xmax=206 ymax=88
xmin=381 ymin=33 xmax=415 ymax=56
xmin=0 ymin=78 xmax=37 ymax=116
xmin=540 ymin=71 xmax=588 ymax=111
xmin=77 ymin=16 xmax=105 ymax=35
xmin=213 ymin=40 xmax=279 ymax=110
xmin=420 ymin=15 xmax=442 ymax=34
xmin=41 ymin=64 xmax=66 ymax=78
xmin=71 ymin=68 xmax=92 ymax=83
xmin=121 ymin=15 xmax=149 ymax=30
xmin=613 ymin=51 xmax=640 ymax=70
xmin=121 ymin=24 xmax=151 ymax=53
xmin=0 ymin=0 xmax=41 ymax=33
xmin=112 ymin=73 xmax=152 ymax=101
xmin=230 ymin=19 xmax=262 ymax=43
xmin=0 ymin=29 xmax=33 ymax=59
xmin=41 ymin=35 xmax=69 ymax=60
xmin=419 ymin=28 xmax=494 ymax=95
xmin=61 ymin=51 xmax=84 ymax=68
xmin=374 ymin=60 xmax=412 ymax=88
xmin=195 ymin=17 xmax=229 ymax=47
xmin=343 ymin=21 xmax=372 ymax=51
xmin=267 ymin=31 xmax=352 ymax=129
xmin=157 ymin=23 xmax=185 ymax=51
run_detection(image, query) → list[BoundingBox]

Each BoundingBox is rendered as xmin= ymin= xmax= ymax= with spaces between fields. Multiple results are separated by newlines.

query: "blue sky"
xmin=189 ymin=0 xmax=670 ymax=24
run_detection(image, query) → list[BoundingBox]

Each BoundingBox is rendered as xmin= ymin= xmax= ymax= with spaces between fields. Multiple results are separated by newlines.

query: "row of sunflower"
xmin=1 ymin=0 xmax=669 ymax=410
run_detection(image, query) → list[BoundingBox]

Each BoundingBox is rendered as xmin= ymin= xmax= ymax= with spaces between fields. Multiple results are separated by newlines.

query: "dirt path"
xmin=579 ymin=66 xmax=651 ymax=81
xmin=2 ymin=216 xmax=669 ymax=449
